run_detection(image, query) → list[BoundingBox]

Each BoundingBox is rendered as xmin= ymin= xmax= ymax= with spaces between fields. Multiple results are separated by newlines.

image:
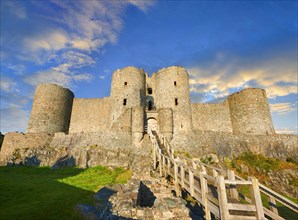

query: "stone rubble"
xmin=77 ymin=157 xmax=204 ymax=220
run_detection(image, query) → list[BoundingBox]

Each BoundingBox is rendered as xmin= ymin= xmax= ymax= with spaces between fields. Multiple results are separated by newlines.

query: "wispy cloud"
xmin=188 ymin=50 xmax=297 ymax=103
xmin=24 ymin=69 xmax=93 ymax=88
xmin=7 ymin=64 xmax=25 ymax=75
xmin=0 ymin=76 xmax=17 ymax=93
xmin=275 ymin=128 xmax=298 ymax=134
xmin=0 ymin=106 xmax=29 ymax=133
xmin=270 ymin=103 xmax=297 ymax=114
xmin=3 ymin=0 xmax=27 ymax=19
xmin=25 ymin=50 xmax=95 ymax=87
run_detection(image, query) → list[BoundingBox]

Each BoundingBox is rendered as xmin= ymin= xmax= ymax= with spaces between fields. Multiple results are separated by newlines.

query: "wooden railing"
xmin=148 ymin=130 xmax=298 ymax=220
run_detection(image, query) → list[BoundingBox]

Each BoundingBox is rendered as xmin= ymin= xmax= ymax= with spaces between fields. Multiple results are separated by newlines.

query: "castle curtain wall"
xmin=191 ymin=101 xmax=233 ymax=133
xmin=69 ymin=98 xmax=111 ymax=133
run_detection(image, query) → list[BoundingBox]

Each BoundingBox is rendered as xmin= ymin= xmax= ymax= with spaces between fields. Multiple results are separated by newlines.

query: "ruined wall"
xmin=27 ymin=84 xmax=74 ymax=134
xmin=0 ymin=132 xmax=53 ymax=164
xmin=228 ymin=88 xmax=275 ymax=135
xmin=69 ymin=98 xmax=111 ymax=133
xmin=110 ymin=67 xmax=146 ymax=126
xmin=192 ymin=101 xmax=233 ymax=133
xmin=155 ymin=66 xmax=192 ymax=133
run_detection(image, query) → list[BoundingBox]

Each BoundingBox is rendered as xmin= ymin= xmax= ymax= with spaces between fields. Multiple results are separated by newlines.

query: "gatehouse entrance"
xmin=147 ymin=117 xmax=158 ymax=132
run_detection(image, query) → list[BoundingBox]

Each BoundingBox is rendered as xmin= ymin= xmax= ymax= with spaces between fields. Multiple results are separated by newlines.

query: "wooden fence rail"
xmin=148 ymin=130 xmax=298 ymax=220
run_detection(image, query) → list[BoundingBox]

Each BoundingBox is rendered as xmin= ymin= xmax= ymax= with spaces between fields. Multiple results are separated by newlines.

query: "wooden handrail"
xmin=148 ymin=129 xmax=297 ymax=220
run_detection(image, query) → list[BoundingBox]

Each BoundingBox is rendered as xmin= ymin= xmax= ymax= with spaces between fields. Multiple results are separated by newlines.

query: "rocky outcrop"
xmin=76 ymin=157 xmax=201 ymax=220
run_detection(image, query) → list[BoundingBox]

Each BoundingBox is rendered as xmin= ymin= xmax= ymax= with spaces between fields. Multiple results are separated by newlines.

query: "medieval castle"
xmin=26 ymin=66 xmax=275 ymax=143
xmin=1 ymin=65 xmax=297 ymax=168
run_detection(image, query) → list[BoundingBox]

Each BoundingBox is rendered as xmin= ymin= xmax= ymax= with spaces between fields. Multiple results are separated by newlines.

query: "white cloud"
xmin=275 ymin=128 xmax=298 ymax=134
xmin=7 ymin=64 xmax=25 ymax=75
xmin=0 ymin=106 xmax=29 ymax=133
xmin=270 ymin=103 xmax=297 ymax=114
xmin=24 ymin=0 xmax=154 ymax=55
xmin=24 ymin=29 xmax=69 ymax=52
xmin=188 ymin=53 xmax=297 ymax=102
xmin=127 ymin=0 xmax=156 ymax=12
xmin=25 ymin=51 xmax=95 ymax=87
xmin=0 ymin=77 xmax=17 ymax=92
xmin=60 ymin=51 xmax=96 ymax=69
xmin=24 ymin=69 xmax=93 ymax=88
xmin=3 ymin=1 xmax=27 ymax=19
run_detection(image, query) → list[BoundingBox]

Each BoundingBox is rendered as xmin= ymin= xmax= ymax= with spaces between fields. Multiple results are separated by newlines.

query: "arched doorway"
xmin=147 ymin=117 xmax=158 ymax=132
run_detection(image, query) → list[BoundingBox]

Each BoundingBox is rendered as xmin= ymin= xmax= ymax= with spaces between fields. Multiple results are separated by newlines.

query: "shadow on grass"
xmin=0 ymin=166 xmax=130 ymax=220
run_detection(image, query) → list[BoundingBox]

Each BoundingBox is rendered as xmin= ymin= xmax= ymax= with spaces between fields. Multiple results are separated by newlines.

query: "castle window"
xmin=175 ymin=98 xmax=178 ymax=106
xmin=124 ymin=82 xmax=127 ymax=86
xmin=148 ymin=88 xmax=153 ymax=94
xmin=123 ymin=99 xmax=127 ymax=106
xmin=174 ymin=81 xmax=177 ymax=86
xmin=148 ymin=101 xmax=153 ymax=110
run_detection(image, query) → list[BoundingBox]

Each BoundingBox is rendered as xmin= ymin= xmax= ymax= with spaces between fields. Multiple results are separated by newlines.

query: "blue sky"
xmin=0 ymin=0 xmax=297 ymax=134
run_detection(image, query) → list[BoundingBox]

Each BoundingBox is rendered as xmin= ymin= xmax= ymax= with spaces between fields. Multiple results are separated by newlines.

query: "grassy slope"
xmin=0 ymin=166 xmax=131 ymax=220
xmin=225 ymin=152 xmax=298 ymax=219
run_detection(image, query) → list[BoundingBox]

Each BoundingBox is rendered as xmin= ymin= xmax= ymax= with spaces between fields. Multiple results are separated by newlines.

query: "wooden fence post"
xmin=181 ymin=163 xmax=185 ymax=188
xmin=153 ymin=142 xmax=156 ymax=170
xmin=167 ymin=158 xmax=171 ymax=174
xmin=250 ymin=178 xmax=265 ymax=220
xmin=174 ymin=159 xmax=181 ymax=197
xmin=212 ymin=169 xmax=218 ymax=177
xmin=228 ymin=170 xmax=238 ymax=200
xmin=166 ymin=140 xmax=170 ymax=153
xmin=217 ymin=175 xmax=229 ymax=220
xmin=189 ymin=169 xmax=194 ymax=197
xmin=269 ymin=196 xmax=278 ymax=215
xmin=163 ymin=155 xmax=166 ymax=177
xmin=159 ymin=149 xmax=162 ymax=177
xmin=171 ymin=149 xmax=175 ymax=159
xmin=200 ymin=170 xmax=211 ymax=220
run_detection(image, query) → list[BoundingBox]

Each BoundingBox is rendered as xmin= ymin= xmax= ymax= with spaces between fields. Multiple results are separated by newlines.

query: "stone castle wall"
xmin=27 ymin=84 xmax=74 ymax=134
xmin=69 ymin=98 xmax=111 ymax=133
xmin=0 ymin=132 xmax=53 ymax=163
xmin=191 ymin=101 xmax=233 ymax=133
xmin=228 ymin=88 xmax=275 ymax=135
xmin=24 ymin=66 xmax=276 ymax=137
xmin=155 ymin=67 xmax=192 ymax=133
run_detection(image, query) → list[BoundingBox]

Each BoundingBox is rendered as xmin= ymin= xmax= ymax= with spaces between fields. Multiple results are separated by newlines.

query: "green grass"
xmin=227 ymin=153 xmax=298 ymax=220
xmin=0 ymin=166 xmax=131 ymax=220
xmin=237 ymin=185 xmax=298 ymax=219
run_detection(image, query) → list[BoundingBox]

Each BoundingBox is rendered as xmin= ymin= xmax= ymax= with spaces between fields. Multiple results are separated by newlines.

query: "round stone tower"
xmin=110 ymin=66 xmax=146 ymax=126
xmin=27 ymin=83 xmax=74 ymax=134
xmin=155 ymin=66 xmax=192 ymax=133
xmin=228 ymin=88 xmax=275 ymax=135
